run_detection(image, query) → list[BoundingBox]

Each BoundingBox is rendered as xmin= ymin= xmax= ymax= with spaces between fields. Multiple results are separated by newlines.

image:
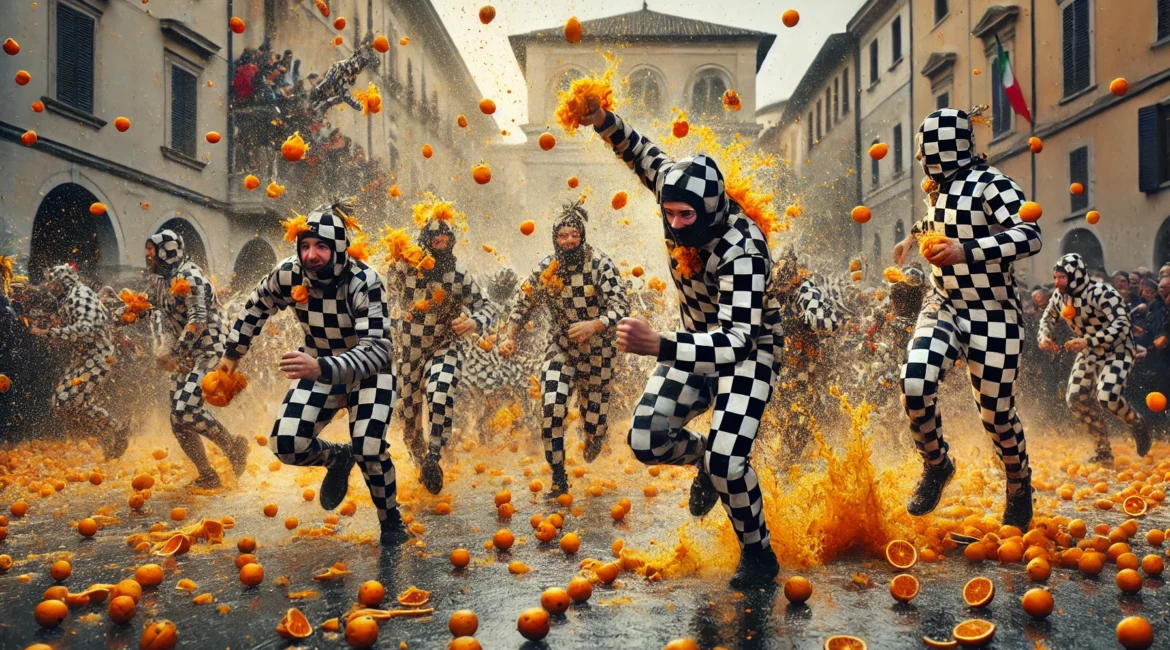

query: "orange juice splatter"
xmin=554 ymin=53 xmax=621 ymax=135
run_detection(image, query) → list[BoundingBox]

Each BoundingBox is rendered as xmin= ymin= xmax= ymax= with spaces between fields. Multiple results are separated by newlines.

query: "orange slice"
xmin=312 ymin=562 xmax=351 ymax=581
xmin=276 ymin=607 xmax=312 ymax=639
xmin=824 ymin=636 xmax=868 ymax=650
xmin=153 ymin=533 xmax=192 ymax=557
xmin=962 ymin=577 xmax=994 ymax=607
xmin=952 ymin=619 xmax=995 ymax=647
xmin=923 ymin=638 xmax=959 ymax=649
xmin=885 ymin=540 xmax=918 ymax=569
xmin=1123 ymin=495 xmax=1148 ymax=517
xmin=396 ymin=586 xmax=430 ymax=607
xmin=889 ymin=574 xmax=920 ymax=603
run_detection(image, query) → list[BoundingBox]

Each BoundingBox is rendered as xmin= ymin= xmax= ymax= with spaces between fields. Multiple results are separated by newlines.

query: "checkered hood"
xmin=658 ymin=155 xmax=729 ymax=246
xmin=420 ymin=218 xmax=457 ymax=274
xmin=553 ymin=202 xmax=591 ymax=266
xmin=46 ymin=264 xmax=79 ymax=291
xmin=917 ymin=109 xmax=976 ymax=183
xmin=1055 ymin=253 xmax=1089 ymax=296
xmin=148 ymin=229 xmax=186 ymax=276
xmin=298 ymin=203 xmax=351 ymax=286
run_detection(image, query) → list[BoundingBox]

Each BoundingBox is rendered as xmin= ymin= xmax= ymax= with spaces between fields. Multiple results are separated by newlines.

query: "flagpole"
xmin=1030 ymin=0 xmax=1037 ymax=283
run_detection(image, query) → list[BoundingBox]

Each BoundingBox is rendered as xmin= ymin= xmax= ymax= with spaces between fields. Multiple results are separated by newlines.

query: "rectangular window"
xmin=869 ymin=39 xmax=880 ymax=85
xmin=825 ymin=88 xmax=832 ymax=129
xmin=816 ymin=100 xmax=822 ymax=140
xmin=833 ymin=77 xmax=840 ymax=120
xmin=1138 ymin=103 xmax=1170 ymax=191
xmin=892 ymin=16 xmax=903 ymax=62
xmin=1070 ymin=146 xmax=1090 ymax=212
xmin=937 ymin=92 xmax=950 ymax=110
xmin=842 ymin=68 xmax=850 ymax=113
xmin=871 ymin=148 xmax=881 ymax=187
xmin=1160 ymin=0 xmax=1170 ymax=41
xmin=1062 ymin=0 xmax=1092 ymax=97
xmin=991 ymin=57 xmax=1012 ymax=137
xmin=170 ymin=65 xmax=198 ymax=157
xmin=935 ymin=0 xmax=949 ymax=23
xmin=56 ymin=3 xmax=96 ymax=114
xmin=893 ymin=124 xmax=904 ymax=174
xmin=807 ymin=112 xmax=814 ymax=151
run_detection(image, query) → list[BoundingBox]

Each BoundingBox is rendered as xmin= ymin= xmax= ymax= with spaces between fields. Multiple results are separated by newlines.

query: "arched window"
xmin=29 ymin=183 xmax=118 ymax=282
xmin=232 ymin=239 xmax=277 ymax=292
xmin=550 ymin=68 xmax=585 ymax=108
xmin=156 ymin=218 xmax=208 ymax=270
xmin=627 ymin=67 xmax=664 ymax=116
xmin=691 ymin=69 xmax=729 ymax=117
xmin=1061 ymin=228 xmax=1105 ymax=275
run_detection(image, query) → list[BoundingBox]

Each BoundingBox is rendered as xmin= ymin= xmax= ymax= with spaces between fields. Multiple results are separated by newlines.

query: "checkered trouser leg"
xmin=54 ymin=346 xmax=118 ymax=433
xmin=540 ymin=352 xmax=576 ymax=467
xmin=964 ymin=320 xmax=1029 ymax=491
xmin=1066 ymin=349 xmax=1138 ymax=455
xmin=347 ymin=372 xmax=398 ymax=521
xmin=270 ymin=379 xmax=349 ymax=468
xmin=168 ymin=354 xmax=239 ymax=474
xmin=579 ymin=343 xmax=614 ymax=442
xmin=627 ymin=364 xmax=715 ymax=467
xmin=424 ymin=346 xmax=461 ymax=456
xmin=398 ymin=359 xmax=429 ymax=463
xmin=900 ymin=299 xmax=962 ymax=466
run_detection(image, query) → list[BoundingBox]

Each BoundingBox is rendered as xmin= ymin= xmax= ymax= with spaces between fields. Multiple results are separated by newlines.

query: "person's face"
xmin=1159 ymin=278 xmax=1170 ymax=301
xmin=1031 ymin=290 xmax=1049 ymax=309
xmin=429 ymin=234 xmax=450 ymax=251
xmin=1113 ymin=275 xmax=1129 ymax=292
xmin=555 ymin=227 xmax=581 ymax=252
xmin=1131 ymin=272 xmax=1142 ymax=286
xmin=298 ymin=237 xmax=332 ymax=271
xmin=1141 ymin=284 xmax=1157 ymax=302
xmin=1053 ymin=270 xmax=1069 ymax=293
xmin=145 ymin=242 xmax=157 ymax=269
xmin=663 ymin=201 xmax=698 ymax=230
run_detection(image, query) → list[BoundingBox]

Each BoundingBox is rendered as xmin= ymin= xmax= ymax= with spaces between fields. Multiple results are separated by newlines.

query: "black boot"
xmin=544 ymin=465 xmax=569 ymax=499
xmin=688 ymin=464 xmax=720 ymax=517
xmin=729 ymin=545 xmax=780 ymax=588
xmin=190 ymin=472 xmax=222 ymax=489
xmin=227 ymin=435 xmax=250 ymax=478
xmin=380 ymin=508 xmax=409 ymax=545
xmin=420 ymin=453 xmax=444 ymax=495
xmin=906 ymin=458 xmax=955 ymax=516
xmin=319 ymin=445 xmax=354 ymax=511
xmin=1131 ymin=418 xmax=1152 ymax=457
xmin=1002 ymin=479 xmax=1034 ymax=530
xmin=583 ymin=434 xmax=604 ymax=463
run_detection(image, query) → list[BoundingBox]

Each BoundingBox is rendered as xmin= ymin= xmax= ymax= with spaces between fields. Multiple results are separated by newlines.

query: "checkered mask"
xmin=419 ymin=218 xmax=457 ymax=275
xmin=147 ymin=229 xmax=185 ymax=277
xmin=916 ymin=108 xmax=976 ymax=184
xmin=658 ymin=154 xmax=729 ymax=248
xmin=298 ymin=203 xmax=351 ymax=286
xmin=46 ymin=264 xmax=79 ymax=293
xmin=553 ymin=202 xmax=589 ymax=267
xmin=1056 ymin=253 xmax=1088 ymax=296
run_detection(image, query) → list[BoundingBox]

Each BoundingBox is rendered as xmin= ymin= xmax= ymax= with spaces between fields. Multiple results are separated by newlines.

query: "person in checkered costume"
xmin=131 ymin=230 xmax=250 ymax=487
xmin=891 ymin=108 xmax=1043 ymax=529
xmin=1039 ymin=253 xmax=1151 ymax=464
xmin=308 ymin=41 xmax=379 ymax=115
xmin=219 ymin=201 xmax=404 ymax=543
xmin=583 ymin=101 xmax=783 ymax=587
xmin=499 ymin=201 xmax=630 ymax=497
xmin=387 ymin=216 xmax=492 ymax=494
xmin=31 ymin=264 xmax=130 ymax=458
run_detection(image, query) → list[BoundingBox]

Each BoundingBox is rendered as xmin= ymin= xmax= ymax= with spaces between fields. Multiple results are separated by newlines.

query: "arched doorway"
xmin=232 ymin=238 xmax=277 ymax=292
xmin=29 ymin=183 xmax=118 ymax=282
xmin=1154 ymin=217 xmax=1170 ymax=269
xmin=1060 ymin=228 xmax=1106 ymax=275
xmin=156 ymin=217 xmax=208 ymax=269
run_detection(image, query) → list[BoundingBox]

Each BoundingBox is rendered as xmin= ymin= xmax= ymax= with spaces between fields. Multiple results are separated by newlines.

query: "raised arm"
xmin=1037 ymin=293 xmax=1061 ymax=343
xmin=965 ymin=175 xmax=1043 ymax=266
xmin=317 ymin=267 xmax=392 ymax=384
xmin=592 ymin=110 xmax=675 ymax=195
xmin=462 ymin=274 xmax=492 ymax=333
xmin=175 ymin=272 xmax=212 ymax=353
xmin=48 ymin=291 xmax=101 ymax=341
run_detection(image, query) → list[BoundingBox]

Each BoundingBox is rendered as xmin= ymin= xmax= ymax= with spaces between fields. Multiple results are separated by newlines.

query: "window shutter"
xmin=892 ymin=17 xmax=902 ymax=61
xmin=1070 ymin=146 xmax=1089 ymax=212
xmin=935 ymin=0 xmax=948 ymax=22
xmin=893 ymin=124 xmax=904 ymax=173
xmin=57 ymin=4 xmax=95 ymax=114
xmin=1073 ymin=0 xmax=1091 ymax=92
xmin=1159 ymin=0 xmax=1170 ymax=41
xmin=825 ymin=88 xmax=832 ymax=129
xmin=171 ymin=66 xmax=197 ymax=157
xmin=1062 ymin=3 xmax=1076 ymax=94
xmin=1138 ymin=105 xmax=1161 ymax=192
xmin=870 ymin=40 xmax=879 ymax=84
xmin=992 ymin=62 xmax=1010 ymax=136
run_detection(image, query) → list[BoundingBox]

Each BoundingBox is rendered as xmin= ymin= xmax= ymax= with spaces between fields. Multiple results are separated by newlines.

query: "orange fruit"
xmin=35 ymin=599 xmax=68 ymax=628
xmin=535 ymin=521 xmax=557 ymax=543
xmin=114 ymin=117 xmax=131 ymax=132
xmin=538 ymin=133 xmax=557 ymax=151
xmin=3 ymin=38 xmax=19 ymax=55
xmin=594 ymin=562 xmax=620 ymax=584
xmin=824 ymin=636 xmax=867 ymax=650
xmin=112 ymin=579 xmax=143 ymax=604
xmin=478 ymin=5 xmax=496 ymax=24
xmin=520 ymin=220 xmax=536 ymax=236
xmin=450 ymin=548 xmax=471 ymax=568
xmin=1068 ymin=519 xmax=1087 ymax=538
xmin=49 ymin=560 xmax=71 ymax=581
xmin=1117 ymin=552 xmax=1140 ymax=571
xmin=611 ymin=504 xmax=626 ymax=521
xmin=78 ymin=518 xmax=98 ymax=538
xmin=922 ymin=638 xmax=958 ymax=649
xmin=263 ymin=503 xmax=278 ymax=517
xmin=492 ymin=529 xmax=514 ymax=551
xmin=664 ymin=641 xmax=699 ymax=650
xmin=89 ymin=471 xmax=104 ymax=485
xmin=235 ymin=553 xmax=257 ymax=569
xmin=1147 ymin=529 xmax=1166 ymax=546
xmin=1123 ymin=496 xmax=1148 ymax=517
xmin=868 ymin=143 xmax=889 ymax=160
xmin=517 ymin=607 xmax=550 ymax=641
xmin=358 ymin=580 xmax=385 ymax=607
xmin=284 ymin=517 xmax=299 ymax=530
xmin=1147 ymin=392 xmax=1167 ymax=412
xmin=1019 ymin=201 xmax=1042 ymax=222
xmin=963 ymin=542 xmax=986 ymax=563
xmin=276 ymin=607 xmax=312 ymax=639
xmin=567 ymin=176 xmax=579 ymax=188
xmin=131 ymin=474 xmax=155 ymax=490
xmin=1142 ymin=554 xmax=1164 ymax=575
xmin=784 ymin=576 xmax=813 ymax=603
xmin=448 ymin=609 xmax=479 ymax=636
xmin=997 ymin=541 xmax=1023 ymax=563
xmin=782 ymin=9 xmax=800 ymax=27
xmin=889 ymin=574 xmax=919 ymax=603
xmin=170 ymin=507 xmax=186 ymax=521
xmin=851 ymin=206 xmax=872 ymax=224
xmin=229 ymin=16 xmax=246 ymax=33
xmin=1061 ymin=547 xmax=1084 ymax=569
xmin=373 ymin=35 xmax=390 ymax=52
xmin=345 ymin=614 xmax=379 ymax=649
xmin=422 ymin=144 xmax=434 ymax=158
xmin=1025 ymin=557 xmax=1051 ymax=581
xmin=494 ymin=490 xmax=512 ymax=506
xmin=1117 ymin=568 xmax=1143 ymax=593
xmin=567 ymin=576 xmax=593 ymax=602
xmin=10 ymin=501 xmax=28 ymax=517
xmin=1029 ymin=136 xmax=1043 ymax=153
xmin=15 ymin=70 xmax=31 ymax=85
xmin=239 ymin=563 xmax=263 ymax=587
xmin=1117 ymin=616 xmax=1154 ymax=650
xmin=43 ymin=586 xmax=67 ymax=601
xmin=1021 ymin=588 xmax=1053 ymax=619
xmin=1109 ymin=542 xmax=1132 ymax=562
xmin=108 ymin=594 xmax=136 ymax=624
xmin=140 ymin=619 xmax=177 ymax=650
xmin=205 ymin=131 xmax=221 ymax=144
xmin=563 ymin=16 xmax=583 ymax=43
xmin=962 ymin=577 xmax=994 ymax=607
xmin=540 ymin=587 xmax=570 ymax=614
xmin=560 ymin=532 xmax=581 ymax=554
xmin=528 ymin=479 xmax=543 ymax=493
xmin=1111 ymin=78 xmax=1130 ymax=96
xmin=333 ymin=17 xmax=346 ymax=30
xmin=20 ymin=129 xmax=37 ymax=146
xmin=673 ymin=119 xmax=690 ymax=138
xmin=548 ymin=513 xmax=565 ymax=528
xmin=1079 ymin=551 xmax=1105 ymax=576
xmin=1070 ymin=182 xmax=1085 ymax=195
xmin=134 ymin=564 xmax=162 ymax=587
xmin=479 ymin=98 xmax=496 ymax=115
xmin=449 ymin=638 xmax=482 ymax=650
xmin=885 ymin=540 xmax=917 ymax=569
xmin=237 ymin=537 xmax=257 ymax=553
xmin=952 ymin=619 xmax=995 ymax=647
xmin=612 ymin=191 xmax=629 ymax=210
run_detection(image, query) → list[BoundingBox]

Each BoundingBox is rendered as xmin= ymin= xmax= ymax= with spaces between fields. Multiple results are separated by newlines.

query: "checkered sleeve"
xmin=964 ymin=175 xmax=1042 ymax=265
xmin=48 ymin=291 xmax=101 ymax=342
xmin=594 ymin=111 xmax=675 ymax=195
xmin=797 ymin=279 xmax=840 ymax=334
xmin=1038 ymin=293 xmax=1060 ymax=343
xmin=317 ymin=267 xmax=391 ymax=384
xmin=596 ymin=255 xmax=629 ymax=327
xmin=1085 ymin=285 xmax=1131 ymax=349
xmin=225 ymin=265 xmax=290 ymax=360
xmin=175 ymin=270 xmax=210 ymax=353
xmin=463 ymin=275 xmax=492 ymax=333
xmin=657 ymin=251 xmax=766 ymax=375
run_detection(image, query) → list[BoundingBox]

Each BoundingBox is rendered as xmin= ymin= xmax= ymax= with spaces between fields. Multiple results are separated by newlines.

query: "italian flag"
xmin=996 ymin=33 xmax=1032 ymax=124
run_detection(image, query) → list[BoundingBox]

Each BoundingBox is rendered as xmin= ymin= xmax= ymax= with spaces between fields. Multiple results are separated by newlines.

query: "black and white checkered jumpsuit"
xmin=309 ymin=45 xmax=378 ymax=114
xmin=595 ymin=111 xmax=783 ymax=552
xmin=900 ymin=109 xmax=1042 ymax=494
xmin=507 ymin=223 xmax=629 ymax=470
xmin=226 ymin=205 xmax=399 ymax=521
xmin=44 ymin=265 xmax=125 ymax=441
xmin=1039 ymin=253 xmax=1141 ymax=459
xmin=387 ymin=220 xmax=491 ymax=463
xmin=143 ymin=230 xmax=246 ymax=476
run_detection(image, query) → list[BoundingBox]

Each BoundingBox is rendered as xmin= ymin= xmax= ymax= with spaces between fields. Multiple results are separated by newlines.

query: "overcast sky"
xmin=433 ymin=0 xmax=868 ymax=142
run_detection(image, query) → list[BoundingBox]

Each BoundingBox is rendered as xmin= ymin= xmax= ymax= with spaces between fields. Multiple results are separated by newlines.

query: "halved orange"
xmin=962 ymin=577 xmax=994 ymax=607
xmin=824 ymin=635 xmax=868 ymax=650
xmin=153 ymin=534 xmax=192 ymax=557
xmin=276 ymin=607 xmax=312 ymax=639
xmin=1123 ymin=495 xmax=1148 ymax=517
xmin=952 ymin=619 xmax=995 ymax=647
xmin=396 ymin=586 xmax=430 ymax=607
xmin=923 ymin=638 xmax=959 ymax=649
xmin=885 ymin=540 xmax=918 ymax=569
xmin=889 ymin=574 xmax=920 ymax=603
